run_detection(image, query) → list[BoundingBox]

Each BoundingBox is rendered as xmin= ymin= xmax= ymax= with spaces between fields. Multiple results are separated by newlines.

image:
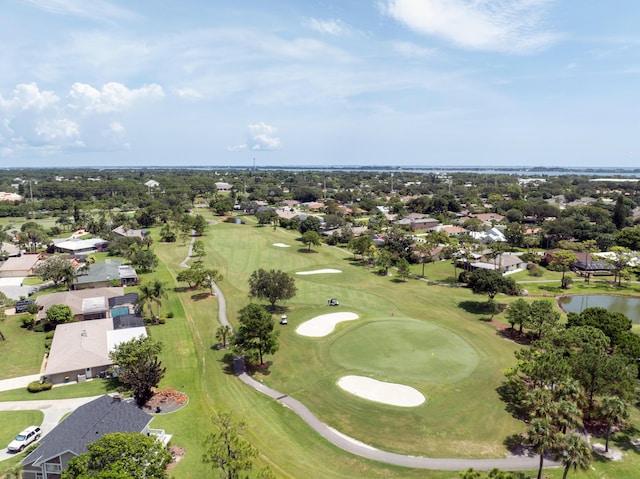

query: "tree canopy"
xmin=248 ymin=269 xmax=297 ymax=308
xmin=109 ymin=336 xmax=166 ymax=406
xmin=233 ymin=303 xmax=279 ymax=366
xmin=63 ymin=432 xmax=171 ymax=479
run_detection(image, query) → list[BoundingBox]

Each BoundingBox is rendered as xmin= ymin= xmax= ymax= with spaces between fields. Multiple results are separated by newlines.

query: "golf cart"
xmin=328 ymin=298 xmax=339 ymax=306
xmin=280 ymin=315 xmax=288 ymax=325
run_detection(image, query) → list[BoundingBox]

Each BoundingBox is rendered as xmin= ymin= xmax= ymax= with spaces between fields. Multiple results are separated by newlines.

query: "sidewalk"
xmin=0 ymin=374 xmax=42 ymax=393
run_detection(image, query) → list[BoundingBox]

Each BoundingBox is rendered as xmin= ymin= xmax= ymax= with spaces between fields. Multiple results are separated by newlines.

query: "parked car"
xmin=14 ymin=299 xmax=36 ymax=313
xmin=7 ymin=426 xmax=41 ymax=452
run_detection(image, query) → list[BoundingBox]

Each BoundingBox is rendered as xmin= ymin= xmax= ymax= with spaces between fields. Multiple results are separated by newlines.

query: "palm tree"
xmin=528 ymin=418 xmax=556 ymax=479
xmin=557 ymin=433 xmax=592 ymax=479
xmin=600 ymin=396 xmax=628 ymax=452
xmin=136 ymin=282 xmax=156 ymax=319
xmin=556 ymin=400 xmax=583 ymax=435
xmin=216 ymin=325 xmax=232 ymax=348
xmin=151 ymin=279 xmax=168 ymax=319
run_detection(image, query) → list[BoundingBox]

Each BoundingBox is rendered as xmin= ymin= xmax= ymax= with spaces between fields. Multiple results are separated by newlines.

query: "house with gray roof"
xmin=112 ymin=225 xmax=147 ymax=240
xmin=73 ymin=260 xmax=138 ymax=290
xmin=21 ymin=395 xmax=168 ymax=479
xmin=36 ymin=287 xmax=129 ymax=322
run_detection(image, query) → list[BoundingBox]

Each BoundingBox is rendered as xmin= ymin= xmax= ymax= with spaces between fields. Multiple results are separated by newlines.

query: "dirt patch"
xmin=144 ymin=387 xmax=189 ymax=414
xmin=167 ymin=445 xmax=185 ymax=471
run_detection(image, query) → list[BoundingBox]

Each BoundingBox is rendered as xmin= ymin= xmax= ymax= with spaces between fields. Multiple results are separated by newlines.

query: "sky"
xmin=1 ymin=0 xmax=639 ymax=169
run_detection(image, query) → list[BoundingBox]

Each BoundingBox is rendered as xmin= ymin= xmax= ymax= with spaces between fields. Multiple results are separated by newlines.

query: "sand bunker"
xmin=295 ymin=269 xmax=342 ymax=275
xmin=272 ymin=243 xmax=290 ymax=247
xmin=296 ymin=312 xmax=359 ymax=337
xmin=337 ymin=375 xmax=425 ymax=407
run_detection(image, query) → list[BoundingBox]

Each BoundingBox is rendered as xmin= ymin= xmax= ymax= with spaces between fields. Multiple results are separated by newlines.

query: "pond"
xmin=224 ymin=217 xmax=245 ymax=224
xmin=558 ymin=294 xmax=640 ymax=324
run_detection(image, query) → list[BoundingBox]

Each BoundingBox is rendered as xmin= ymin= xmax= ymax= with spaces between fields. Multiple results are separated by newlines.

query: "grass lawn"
xmin=0 ymin=313 xmax=46 ymax=380
xmin=0 ymin=410 xmax=44 ymax=476
xmin=0 ymin=410 xmax=44 ymax=449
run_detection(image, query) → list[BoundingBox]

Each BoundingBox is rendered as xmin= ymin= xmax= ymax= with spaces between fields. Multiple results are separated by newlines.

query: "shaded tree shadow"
xmin=173 ymin=286 xmax=190 ymax=293
xmin=245 ymin=361 xmax=273 ymax=376
xmin=190 ymin=292 xmax=211 ymax=301
xmin=102 ymin=376 xmax=125 ymax=393
xmin=458 ymin=300 xmax=488 ymax=316
xmin=391 ymin=278 xmax=407 ymax=283
xmin=218 ymin=351 xmax=237 ymax=376
xmin=611 ymin=425 xmax=640 ymax=453
xmin=503 ymin=433 xmax=530 ymax=456
xmin=265 ymin=304 xmax=290 ymax=315
xmin=296 ymin=248 xmax=318 ymax=254
xmin=497 ymin=328 xmax=532 ymax=345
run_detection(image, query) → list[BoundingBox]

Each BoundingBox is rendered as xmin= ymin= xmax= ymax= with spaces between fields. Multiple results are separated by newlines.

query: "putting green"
xmin=329 ymin=319 xmax=480 ymax=384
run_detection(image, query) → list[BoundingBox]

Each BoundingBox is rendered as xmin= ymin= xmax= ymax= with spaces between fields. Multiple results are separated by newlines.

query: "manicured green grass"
xmin=329 ymin=319 xmax=480 ymax=385
xmin=0 ymin=410 xmax=44 ymax=476
xmin=0 ymin=379 xmax=118 ymax=402
xmin=0 ymin=313 xmax=46 ymax=380
xmin=0 ymin=410 xmax=44 ymax=449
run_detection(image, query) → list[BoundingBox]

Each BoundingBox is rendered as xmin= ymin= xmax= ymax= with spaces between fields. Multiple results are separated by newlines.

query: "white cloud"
xmin=307 ymin=18 xmax=348 ymax=36
xmin=35 ymin=118 xmax=80 ymax=142
xmin=0 ymin=83 xmax=59 ymax=113
xmin=68 ymin=82 xmax=164 ymax=114
xmin=0 ymin=81 xmax=164 ymax=157
xmin=381 ymin=0 xmax=559 ymax=54
xmin=229 ymin=122 xmax=281 ymax=152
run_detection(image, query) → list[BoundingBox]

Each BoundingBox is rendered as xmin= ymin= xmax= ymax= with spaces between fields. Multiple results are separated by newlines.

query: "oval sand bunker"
xmin=272 ymin=243 xmax=290 ymax=247
xmin=295 ymin=269 xmax=342 ymax=275
xmin=338 ymin=375 xmax=425 ymax=407
xmin=296 ymin=312 xmax=359 ymax=337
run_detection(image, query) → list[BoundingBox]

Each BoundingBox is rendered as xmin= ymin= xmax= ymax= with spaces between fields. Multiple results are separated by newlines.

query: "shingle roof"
xmin=24 ymin=395 xmax=152 ymax=467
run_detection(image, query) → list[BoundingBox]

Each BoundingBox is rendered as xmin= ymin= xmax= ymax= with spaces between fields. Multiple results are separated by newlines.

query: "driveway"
xmin=0 ymin=277 xmax=36 ymax=301
xmin=0 ymin=396 xmax=100 ymax=462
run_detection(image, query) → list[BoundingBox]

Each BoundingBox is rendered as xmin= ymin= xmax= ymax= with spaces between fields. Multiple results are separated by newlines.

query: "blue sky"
xmin=1 ymin=0 xmax=639 ymax=168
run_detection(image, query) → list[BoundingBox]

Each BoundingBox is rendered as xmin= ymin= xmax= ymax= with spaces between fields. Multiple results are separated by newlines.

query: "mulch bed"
xmin=143 ymin=387 xmax=189 ymax=414
xmin=167 ymin=445 xmax=186 ymax=471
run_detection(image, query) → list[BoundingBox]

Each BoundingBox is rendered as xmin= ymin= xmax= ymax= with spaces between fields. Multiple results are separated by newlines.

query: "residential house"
xmin=112 ymin=225 xmax=147 ymax=240
xmin=469 ymin=227 xmax=507 ymax=244
xmin=0 ymin=253 xmax=43 ymax=278
xmin=395 ymin=216 xmax=439 ymax=232
xmin=36 ymin=287 xmax=132 ymax=322
xmin=53 ymin=238 xmax=108 ymax=256
xmin=21 ymin=395 xmax=169 ymax=479
xmin=73 ymin=260 xmax=138 ymax=290
xmin=43 ymin=314 xmax=146 ymax=385
xmin=215 ymin=181 xmax=233 ymax=192
xmin=469 ymin=253 xmax=528 ymax=274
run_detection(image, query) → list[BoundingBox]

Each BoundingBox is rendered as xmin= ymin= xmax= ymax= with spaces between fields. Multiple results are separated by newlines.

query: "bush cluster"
xmin=27 ymin=381 xmax=53 ymax=393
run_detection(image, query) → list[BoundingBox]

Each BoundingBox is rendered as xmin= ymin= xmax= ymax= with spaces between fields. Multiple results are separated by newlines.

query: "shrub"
xmin=27 ymin=381 xmax=53 ymax=393
xmin=520 ymin=252 xmax=539 ymax=263
xmin=44 ymin=339 xmax=52 ymax=350
xmin=166 ymin=312 xmax=174 ymax=319
xmin=527 ymin=265 xmax=543 ymax=277
xmin=20 ymin=316 xmax=35 ymax=329
xmin=458 ymin=271 xmax=471 ymax=283
xmin=45 ymin=331 xmax=55 ymax=339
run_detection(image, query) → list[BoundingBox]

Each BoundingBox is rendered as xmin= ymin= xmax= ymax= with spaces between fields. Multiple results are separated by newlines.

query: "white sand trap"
xmin=296 ymin=312 xmax=359 ymax=337
xmin=272 ymin=243 xmax=290 ymax=247
xmin=295 ymin=269 xmax=342 ymax=275
xmin=337 ymin=375 xmax=425 ymax=407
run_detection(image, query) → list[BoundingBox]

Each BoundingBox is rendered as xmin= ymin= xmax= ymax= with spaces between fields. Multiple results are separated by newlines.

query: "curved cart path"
xmin=209 ymin=277 xmax=553 ymax=471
